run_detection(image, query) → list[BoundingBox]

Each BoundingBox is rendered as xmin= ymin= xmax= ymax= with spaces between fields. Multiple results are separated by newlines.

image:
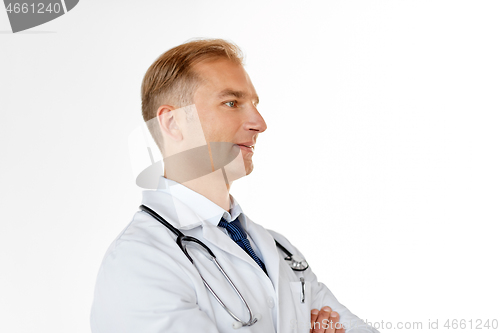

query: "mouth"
xmin=237 ymin=144 xmax=255 ymax=152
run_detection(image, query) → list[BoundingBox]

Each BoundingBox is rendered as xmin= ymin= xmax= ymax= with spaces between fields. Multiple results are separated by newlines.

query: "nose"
xmin=247 ymin=106 xmax=267 ymax=133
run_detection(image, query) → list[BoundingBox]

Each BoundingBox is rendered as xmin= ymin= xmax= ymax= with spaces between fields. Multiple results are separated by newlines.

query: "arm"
xmin=270 ymin=231 xmax=379 ymax=333
xmin=305 ymin=268 xmax=375 ymax=332
xmin=90 ymin=238 xmax=220 ymax=333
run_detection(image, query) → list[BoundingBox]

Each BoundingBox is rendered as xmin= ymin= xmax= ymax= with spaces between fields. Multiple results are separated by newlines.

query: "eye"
xmin=224 ymin=101 xmax=237 ymax=108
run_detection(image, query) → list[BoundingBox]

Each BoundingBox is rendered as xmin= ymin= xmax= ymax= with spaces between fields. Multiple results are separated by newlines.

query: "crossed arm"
xmin=269 ymin=230 xmax=379 ymax=333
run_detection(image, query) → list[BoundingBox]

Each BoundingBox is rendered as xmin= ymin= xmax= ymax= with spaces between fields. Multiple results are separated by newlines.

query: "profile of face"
xmin=157 ymin=58 xmax=267 ymax=186
xmin=193 ymin=59 xmax=267 ymax=178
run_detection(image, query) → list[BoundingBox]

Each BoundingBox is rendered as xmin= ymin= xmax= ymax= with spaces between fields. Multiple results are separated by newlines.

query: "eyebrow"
xmin=218 ymin=89 xmax=260 ymax=105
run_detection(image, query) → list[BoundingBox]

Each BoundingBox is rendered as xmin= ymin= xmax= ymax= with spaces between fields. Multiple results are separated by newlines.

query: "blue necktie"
xmin=218 ymin=217 xmax=267 ymax=274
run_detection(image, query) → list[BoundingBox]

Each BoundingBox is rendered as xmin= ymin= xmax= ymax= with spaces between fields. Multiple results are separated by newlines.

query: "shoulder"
xmin=267 ymin=228 xmax=307 ymax=258
xmin=96 ymin=210 xmax=193 ymax=283
xmin=107 ymin=210 xmax=177 ymax=252
xmin=244 ymin=215 xmax=308 ymax=260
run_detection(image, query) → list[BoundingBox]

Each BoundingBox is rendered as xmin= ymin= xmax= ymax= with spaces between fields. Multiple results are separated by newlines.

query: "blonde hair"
xmin=141 ymin=38 xmax=244 ymax=154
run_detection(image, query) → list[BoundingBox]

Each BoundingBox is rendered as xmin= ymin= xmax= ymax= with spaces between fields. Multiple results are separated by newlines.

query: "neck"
xmin=165 ymin=169 xmax=232 ymax=212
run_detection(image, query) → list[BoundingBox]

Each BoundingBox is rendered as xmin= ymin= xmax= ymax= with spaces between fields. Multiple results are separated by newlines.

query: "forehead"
xmin=192 ymin=58 xmax=258 ymax=100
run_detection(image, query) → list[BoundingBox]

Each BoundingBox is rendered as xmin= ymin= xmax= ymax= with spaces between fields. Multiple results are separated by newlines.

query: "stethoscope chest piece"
xmin=285 ymin=255 xmax=309 ymax=271
xmin=275 ymin=240 xmax=309 ymax=271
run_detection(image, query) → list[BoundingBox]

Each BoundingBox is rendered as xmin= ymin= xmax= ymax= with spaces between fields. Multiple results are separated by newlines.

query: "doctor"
xmin=90 ymin=38 xmax=378 ymax=333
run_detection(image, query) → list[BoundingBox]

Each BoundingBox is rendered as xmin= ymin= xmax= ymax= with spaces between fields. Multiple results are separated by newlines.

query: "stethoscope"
xmin=139 ymin=204 xmax=309 ymax=329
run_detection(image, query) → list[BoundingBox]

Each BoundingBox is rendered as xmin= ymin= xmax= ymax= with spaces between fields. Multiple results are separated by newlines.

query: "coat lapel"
xmin=244 ymin=216 xmax=281 ymax=292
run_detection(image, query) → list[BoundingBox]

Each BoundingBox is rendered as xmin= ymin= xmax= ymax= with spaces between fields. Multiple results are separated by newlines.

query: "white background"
xmin=1 ymin=1 xmax=499 ymax=332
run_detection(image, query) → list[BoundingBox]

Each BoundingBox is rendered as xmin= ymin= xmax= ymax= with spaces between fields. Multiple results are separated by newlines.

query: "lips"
xmin=236 ymin=142 xmax=255 ymax=151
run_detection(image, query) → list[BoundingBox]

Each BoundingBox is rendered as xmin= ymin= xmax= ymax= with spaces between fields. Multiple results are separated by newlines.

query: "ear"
xmin=157 ymin=105 xmax=183 ymax=142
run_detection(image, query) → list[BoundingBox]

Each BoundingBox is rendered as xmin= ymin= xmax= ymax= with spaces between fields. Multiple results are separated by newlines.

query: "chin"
xmin=245 ymin=162 xmax=254 ymax=175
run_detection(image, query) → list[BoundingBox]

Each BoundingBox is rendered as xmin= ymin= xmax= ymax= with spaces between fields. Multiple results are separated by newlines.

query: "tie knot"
xmin=218 ymin=217 xmax=230 ymax=229
xmin=218 ymin=217 xmax=246 ymax=242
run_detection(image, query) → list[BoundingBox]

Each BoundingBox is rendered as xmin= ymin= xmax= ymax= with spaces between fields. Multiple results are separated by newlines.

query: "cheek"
xmin=197 ymin=114 xmax=216 ymax=140
xmin=199 ymin=123 xmax=218 ymax=141
xmin=203 ymin=122 xmax=235 ymax=142
xmin=197 ymin=108 xmax=238 ymax=142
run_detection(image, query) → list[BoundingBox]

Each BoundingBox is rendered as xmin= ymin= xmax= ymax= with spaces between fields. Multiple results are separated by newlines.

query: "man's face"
xmin=191 ymin=59 xmax=267 ymax=176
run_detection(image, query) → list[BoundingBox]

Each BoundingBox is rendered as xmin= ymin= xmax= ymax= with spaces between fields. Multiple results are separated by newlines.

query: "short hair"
xmin=141 ymin=38 xmax=244 ymax=155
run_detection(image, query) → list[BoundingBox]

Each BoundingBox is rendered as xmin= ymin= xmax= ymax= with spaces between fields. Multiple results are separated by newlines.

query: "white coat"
xmin=90 ymin=178 xmax=378 ymax=333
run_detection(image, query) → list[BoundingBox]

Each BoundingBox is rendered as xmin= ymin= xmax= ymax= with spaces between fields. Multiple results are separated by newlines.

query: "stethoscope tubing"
xmin=138 ymin=204 xmax=308 ymax=328
xmin=140 ymin=204 xmax=256 ymax=327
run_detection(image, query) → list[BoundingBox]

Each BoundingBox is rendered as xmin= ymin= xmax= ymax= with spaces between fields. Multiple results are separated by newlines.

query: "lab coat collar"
xmin=141 ymin=176 xmax=244 ymax=230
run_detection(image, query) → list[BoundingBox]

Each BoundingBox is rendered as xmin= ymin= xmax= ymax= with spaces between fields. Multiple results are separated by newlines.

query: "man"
xmin=91 ymin=39 xmax=378 ymax=333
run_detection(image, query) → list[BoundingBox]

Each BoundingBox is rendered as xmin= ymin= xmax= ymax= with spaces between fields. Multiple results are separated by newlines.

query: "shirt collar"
xmin=144 ymin=176 xmax=244 ymax=229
